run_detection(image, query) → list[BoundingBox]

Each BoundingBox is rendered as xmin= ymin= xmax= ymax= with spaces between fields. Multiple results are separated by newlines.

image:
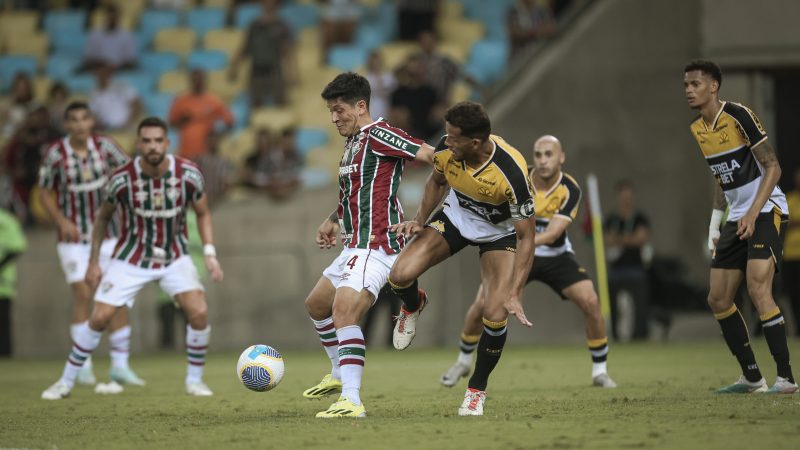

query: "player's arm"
xmin=708 ymin=183 xmax=727 ymax=250
xmin=507 ymin=216 xmax=536 ymax=327
xmin=39 ymin=187 xmax=80 ymax=242
xmin=413 ymin=143 xmax=435 ymax=166
xmin=738 ymin=140 xmax=781 ymax=239
xmin=393 ymin=169 xmax=448 ymax=238
xmin=192 ymin=194 xmax=223 ymax=282
xmin=85 ymin=200 xmax=115 ymax=291
xmin=316 ymin=209 xmax=340 ymax=250
xmin=534 ymin=216 xmax=571 ymax=246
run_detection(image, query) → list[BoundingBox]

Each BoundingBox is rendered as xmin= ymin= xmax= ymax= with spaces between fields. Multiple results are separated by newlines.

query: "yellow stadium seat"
xmin=438 ymin=19 xmax=484 ymax=47
xmin=89 ymin=7 xmax=137 ymax=30
xmin=207 ymin=69 xmax=246 ymax=102
xmin=305 ymin=145 xmax=341 ymax=176
xmin=219 ymin=128 xmax=255 ymax=167
xmin=154 ymin=28 xmax=197 ymax=57
xmin=250 ymin=107 xmax=298 ymax=132
xmin=451 ymin=81 xmax=472 ymax=104
xmin=203 ymin=28 xmax=243 ymax=56
xmin=5 ymin=32 xmax=49 ymax=66
xmin=379 ymin=43 xmax=417 ymax=71
xmin=32 ymin=76 xmax=52 ymax=102
xmin=438 ymin=43 xmax=469 ymax=64
xmin=158 ymin=70 xmax=188 ymax=94
xmin=203 ymin=0 xmax=232 ymax=8
xmin=0 ymin=10 xmax=38 ymax=40
xmin=441 ymin=0 xmax=464 ymax=19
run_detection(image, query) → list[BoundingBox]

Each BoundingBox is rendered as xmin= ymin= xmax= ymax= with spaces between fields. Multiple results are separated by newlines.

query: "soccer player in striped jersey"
xmin=302 ymin=73 xmax=435 ymax=418
xmin=440 ymin=135 xmax=617 ymax=389
xmin=42 ymin=117 xmax=224 ymax=400
xmin=389 ymin=102 xmax=536 ymax=416
xmin=685 ymin=59 xmax=796 ymax=394
xmin=38 ymin=101 xmax=143 ymax=388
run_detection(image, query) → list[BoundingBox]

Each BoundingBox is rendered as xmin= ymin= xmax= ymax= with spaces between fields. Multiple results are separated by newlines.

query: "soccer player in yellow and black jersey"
xmin=685 ymin=59 xmax=796 ymax=394
xmin=440 ymin=135 xmax=616 ymax=389
xmin=388 ymin=102 xmax=536 ymax=416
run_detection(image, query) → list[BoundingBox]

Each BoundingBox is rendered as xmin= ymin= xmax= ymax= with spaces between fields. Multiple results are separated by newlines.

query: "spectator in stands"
xmin=0 ymin=204 xmax=27 ymax=357
xmin=413 ymin=30 xmax=481 ymax=104
xmin=194 ymin=131 xmax=234 ymax=207
xmin=169 ymin=69 xmax=234 ymax=160
xmin=244 ymin=127 xmax=302 ymax=201
xmin=389 ymin=54 xmax=443 ymax=142
xmin=319 ymin=0 xmax=361 ymax=65
xmin=0 ymin=73 xmax=40 ymax=140
xmin=604 ymin=180 xmax=652 ymax=341
xmin=782 ymin=167 xmax=800 ymax=336
xmin=364 ymin=50 xmax=396 ymax=120
xmin=89 ymin=63 xmax=141 ymax=131
xmin=507 ymin=0 xmax=558 ymax=58
xmin=45 ymin=82 xmax=70 ymax=136
xmin=83 ymin=4 xmax=138 ymax=71
xmin=397 ymin=0 xmax=439 ymax=41
xmin=229 ymin=0 xmax=296 ymax=108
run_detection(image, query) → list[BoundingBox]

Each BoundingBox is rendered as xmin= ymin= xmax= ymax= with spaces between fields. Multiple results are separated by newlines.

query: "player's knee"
xmin=305 ymin=294 xmax=330 ymax=319
xmin=745 ymin=281 xmax=771 ymax=303
xmin=581 ymin=292 xmax=601 ymax=315
xmin=88 ymin=309 xmax=113 ymax=331
xmin=388 ymin=264 xmax=415 ymax=289
xmin=707 ymin=292 xmax=730 ymax=312
xmin=332 ymin=301 xmax=361 ymax=328
xmin=185 ymin=302 xmax=208 ymax=328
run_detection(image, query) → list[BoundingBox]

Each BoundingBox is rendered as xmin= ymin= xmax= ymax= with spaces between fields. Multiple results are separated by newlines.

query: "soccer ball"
xmin=237 ymin=345 xmax=285 ymax=392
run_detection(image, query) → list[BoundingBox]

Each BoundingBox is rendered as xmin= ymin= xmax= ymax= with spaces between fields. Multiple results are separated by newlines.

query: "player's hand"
xmin=85 ymin=262 xmax=102 ymax=292
xmin=736 ymin=212 xmax=757 ymax=240
xmin=504 ymin=295 xmax=532 ymax=327
xmin=205 ymin=255 xmax=224 ymax=282
xmin=58 ymin=218 xmax=80 ymax=242
xmin=316 ymin=219 xmax=340 ymax=249
xmin=708 ymin=229 xmax=720 ymax=251
xmin=389 ymin=220 xmax=423 ymax=239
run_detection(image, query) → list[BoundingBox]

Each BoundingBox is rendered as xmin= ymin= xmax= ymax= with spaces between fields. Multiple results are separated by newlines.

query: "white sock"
xmin=109 ymin=325 xmax=131 ymax=370
xmin=592 ymin=361 xmax=608 ymax=378
xmin=457 ymin=351 xmax=473 ymax=366
xmin=186 ymin=325 xmax=210 ymax=384
xmin=61 ymin=322 xmax=102 ymax=387
xmin=336 ymin=325 xmax=365 ymax=405
xmin=311 ymin=317 xmax=340 ymax=380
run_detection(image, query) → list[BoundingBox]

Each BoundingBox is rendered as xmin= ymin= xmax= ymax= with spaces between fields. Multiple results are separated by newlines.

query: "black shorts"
xmin=426 ymin=210 xmax=516 ymax=256
xmin=712 ymin=210 xmax=787 ymax=272
xmin=528 ymin=252 xmax=591 ymax=299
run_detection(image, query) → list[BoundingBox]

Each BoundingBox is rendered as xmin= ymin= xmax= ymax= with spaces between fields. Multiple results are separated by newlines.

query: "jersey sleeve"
xmin=184 ymin=165 xmax=206 ymax=202
xmin=728 ymin=103 xmax=768 ymax=147
xmin=503 ymin=162 xmax=535 ymax=221
xmin=98 ymin=136 xmax=131 ymax=169
xmin=555 ymin=177 xmax=582 ymax=221
xmin=37 ymin=144 xmax=62 ymax=189
xmin=367 ymin=123 xmax=423 ymax=160
xmin=106 ymin=172 xmax=128 ymax=205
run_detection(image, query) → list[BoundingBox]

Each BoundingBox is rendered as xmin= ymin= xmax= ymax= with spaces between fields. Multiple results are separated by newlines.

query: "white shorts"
xmin=322 ymin=247 xmax=397 ymax=301
xmin=57 ymin=239 xmax=117 ymax=284
xmin=94 ymin=255 xmax=204 ymax=308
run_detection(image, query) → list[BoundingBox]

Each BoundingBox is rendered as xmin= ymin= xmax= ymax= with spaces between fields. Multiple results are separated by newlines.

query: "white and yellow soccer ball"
xmin=237 ymin=345 xmax=285 ymax=392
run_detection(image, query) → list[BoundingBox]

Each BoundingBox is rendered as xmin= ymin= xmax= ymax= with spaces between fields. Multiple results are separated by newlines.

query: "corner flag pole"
xmin=587 ymin=174 xmax=610 ymax=318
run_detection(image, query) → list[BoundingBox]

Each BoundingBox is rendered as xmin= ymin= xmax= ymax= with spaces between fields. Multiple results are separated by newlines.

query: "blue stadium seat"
xmin=139 ymin=52 xmax=181 ymax=79
xmin=464 ymin=39 xmax=509 ymax=85
xmin=51 ymin=32 xmax=87 ymax=59
xmin=43 ymin=9 xmax=86 ymax=36
xmin=46 ymin=54 xmax=81 ymax=81
xmin=186 ymin=50 xmax=229 ymax=71
xmin=186 ymin=8 xmax=226 ymax=41
xmin=138 ymin=10 xmax=181 ymax=50
xmin=328 ymin=45 xmax=367 ymax=72
xmin=355 ymin=24 xmax=389 ymax=52
xmin=234 ymin=3 xmax=262 ymax=28
xmin=472 ymin=0 xmax=515 ymax=40
xmin=231 ymin=94 xmax=250 ymax=130
xmin=300 ymin=168 xmax=332 ymax=189
xmin=143 ymin=92 xmax=175 ymax=118
xmin=115 ymin=71 xmax=156 ymax=96
xmin=63 ymin=74 xmax=97 ymax=94
xmin=278 ymin=3 xmax=320 ymax=36
xmin=296 ymin=127 xmax=329 ymax=157
xmin=0 ymin=55 xmax=38 ymax=92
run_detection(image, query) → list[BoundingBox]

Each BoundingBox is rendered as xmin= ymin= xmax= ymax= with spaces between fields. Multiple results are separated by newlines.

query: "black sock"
xmin=467 ymin=318 xmax=508 ymax=391
xmin=389 ymin=278 xmax=421 ymax=312
xmin=716 ymin=305 xmax=762 ymax=382
xmin=761 ymin=308 xmax=795 ymax=383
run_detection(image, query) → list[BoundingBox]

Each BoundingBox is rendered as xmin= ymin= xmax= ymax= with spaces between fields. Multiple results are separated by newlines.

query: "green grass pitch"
xmin=2 ymin=341 xmax=799 ymax=449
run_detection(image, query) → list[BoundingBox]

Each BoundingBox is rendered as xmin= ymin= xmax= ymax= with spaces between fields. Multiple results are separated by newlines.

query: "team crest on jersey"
xmin=167 ymin=176 xmax=180 ymax=187
xmin=520 ymin=198 xmax=535 ymax=218
xmin=429 ymin=220 xmax=445 ymax=234
xmin=718 ymin=131 xmax=730 ymax=144
xmin=166 ymin=187 xmax=180 ymax=202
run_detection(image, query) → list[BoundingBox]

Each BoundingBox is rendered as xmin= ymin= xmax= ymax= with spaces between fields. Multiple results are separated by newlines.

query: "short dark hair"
xmin=444 ymin=101 xmax=491 ymax=141
xmin=320 ymin=72 xmax=371 ymax=108
xmin=684 ymin=59 xmax=722 ymax=88
xmin=63 ymin=101 xmax=90 ymax=120
xmin=137 ymin=116 xmax=169 ymax=135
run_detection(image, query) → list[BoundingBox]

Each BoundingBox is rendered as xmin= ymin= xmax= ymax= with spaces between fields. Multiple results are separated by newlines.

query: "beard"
xmin=144 ymin=152 xmax=165 ymax=167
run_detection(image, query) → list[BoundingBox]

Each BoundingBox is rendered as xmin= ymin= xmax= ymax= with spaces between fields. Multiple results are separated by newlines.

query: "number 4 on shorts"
xmin=346 ymin=255 xmax=358 ymax=270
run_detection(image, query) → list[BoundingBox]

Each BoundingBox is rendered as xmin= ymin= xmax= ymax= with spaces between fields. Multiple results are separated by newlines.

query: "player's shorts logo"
xmin=101 ymin=281 xmax=114 ymax=293
xmin=429 ymin=220 xmax=445 ymax=234
xmin=66 ymin=261 xmax=77 ymax=273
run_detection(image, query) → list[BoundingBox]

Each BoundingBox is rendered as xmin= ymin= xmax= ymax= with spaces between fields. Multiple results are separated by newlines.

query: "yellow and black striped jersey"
xmin=532 ymin=171 xmax=581 ymax=257
xmin=433 ymin=134 xmax=534 ymax=242
xmin=689 ymin=101 xmax=787 ymax=220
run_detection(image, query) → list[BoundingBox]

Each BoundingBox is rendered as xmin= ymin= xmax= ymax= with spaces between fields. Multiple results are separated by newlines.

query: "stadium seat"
xmin=32 ymin=76 xmax=53 ymax=101
xmin=187 ymin=50 xmax=229 ymax=71
xmin=51 ymin=32 xmax=88 ymax=59
xmin=234 ymin=3 xmax=262 ymax=29
xmin=45 ymin=54 xmax=82 ymax=81
xmin=328 ymin=45 xmax=368 ymax=72
xmin=438 ymin=43 xmax=469 ymax=64
xmin=0 ymin=56 xmax=38 ymax=92
xmin=207 ymin=69 xmax=245 ymax=102
xmin=354 ymin=24 xmax=390 ymax=52
xmin=142 ymin=92 xmax=175 ymax=118
xmin=296 ymin=127 xmax=330 ymax=158
xmin=438 ymin=19 xmax=484 ymax=47
xmin=0 ymin=10 xmax=38 ymax=40
xmin=158 ymin=70 xmax=188 ymax=94
xmin=115 ymin=71 xmax=156 ymax=96
xmin=464 ymin=39 xmax=509 ymax=85
xmin=442 ymin=0 xmax=465 ymax=19
xmin=378 ymin=42 xmax=417 ymax=70
xmin=219 ymin=127 xmax=254 ymax=166
xmin=63 ymin=74 xmax=97 ymax=95
xmin=250 ymin=107 xmax=297 ymax=132
xmin=153 ymin=28 xmax=197 ymax=57
xmin=300 ymin=168 xmax=332 ymax=189
xmin=471 ymin=0 xmax=515 ymax=40
xmin=43 ymin=9 xmax=87 ymax=37
xmin=278 ymin=3 xmax=320 ymax=36
xmin=204 ymin=0 xmax=232 ymax=7
xmin=186 ymin=8 xmax=226 ymax=41
xmin=139 ymin=10 xmax=181 ymax=50
xmin=139 ymin=52 xmax=181 ymax=79
xmin=230 ymin=95 xmax=251 ymax=130
xmin=203 ymin=29 xmax=244 ymax=56
xmin=5 ymin=33 xmax=49 ymax=66
xmin=89 ymin=7 xmax=137 ymax=30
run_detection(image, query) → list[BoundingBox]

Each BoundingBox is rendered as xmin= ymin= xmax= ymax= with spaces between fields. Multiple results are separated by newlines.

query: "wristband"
xmin=203 ymin=244 xmax=217 ymax=257
xmin=709 ymin=209 xmax=724 ymax=231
